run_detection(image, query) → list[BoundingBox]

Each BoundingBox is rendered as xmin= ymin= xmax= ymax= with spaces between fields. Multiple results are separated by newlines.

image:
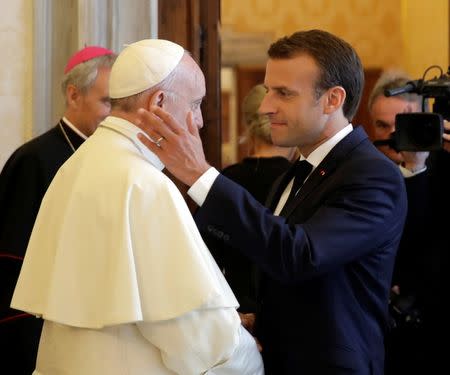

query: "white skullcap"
xmin=109 ymin=39 xmax=184 ymax=99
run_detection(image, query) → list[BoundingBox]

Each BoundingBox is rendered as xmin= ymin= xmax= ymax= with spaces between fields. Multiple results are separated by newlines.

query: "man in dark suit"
xmin=0 ymin=45 xmax=116 ymax=375
xmin=137 ymin=30 xmax=408 ymax=374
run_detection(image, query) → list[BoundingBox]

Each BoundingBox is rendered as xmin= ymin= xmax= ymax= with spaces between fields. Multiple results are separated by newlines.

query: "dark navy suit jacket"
xmin=195 ymin=126 xmax=407 ymax=375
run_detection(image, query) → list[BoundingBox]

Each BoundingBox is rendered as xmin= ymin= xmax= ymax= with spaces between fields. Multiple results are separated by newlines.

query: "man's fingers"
xmin=151 ymin=106 xmax=182 ymax=135
xmin=136 ymin=108 xmax=171 ymax=141
xmin=137 ymin=132 xmax=162 ymax=154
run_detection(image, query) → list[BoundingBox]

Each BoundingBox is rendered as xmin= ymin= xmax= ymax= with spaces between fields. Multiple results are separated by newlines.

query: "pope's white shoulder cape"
xmin=11 ymin=116 xmax=238 ymax=328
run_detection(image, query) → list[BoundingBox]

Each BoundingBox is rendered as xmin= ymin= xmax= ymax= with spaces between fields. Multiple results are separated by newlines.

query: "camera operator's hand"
xmin=442 ymin=120 xmax=450 ymax=153
xmin=400 ymin=150 xmax=429 ymax=173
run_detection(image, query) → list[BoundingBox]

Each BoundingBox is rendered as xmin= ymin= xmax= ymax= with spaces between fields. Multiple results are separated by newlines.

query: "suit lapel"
xmin=279 ymin=126 xmax=369 ymax=218
xmin=280 ymin=158 xmax=336 ymax=217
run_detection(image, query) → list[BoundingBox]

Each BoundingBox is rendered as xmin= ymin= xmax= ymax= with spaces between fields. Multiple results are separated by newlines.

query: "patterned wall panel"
xmin=221 ymin=0 xmax=404 ymax=70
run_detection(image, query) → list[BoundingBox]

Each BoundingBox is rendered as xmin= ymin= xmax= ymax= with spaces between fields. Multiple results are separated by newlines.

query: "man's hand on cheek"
xmin=136 ymin=106 xmax=211 ymax=186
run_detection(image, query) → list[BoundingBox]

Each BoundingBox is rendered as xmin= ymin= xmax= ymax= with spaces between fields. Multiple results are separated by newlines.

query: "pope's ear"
xmin=147 ymin=90 xmax=165 ymax=110
xmin=324 ymin=86 xmax=346 ymax=115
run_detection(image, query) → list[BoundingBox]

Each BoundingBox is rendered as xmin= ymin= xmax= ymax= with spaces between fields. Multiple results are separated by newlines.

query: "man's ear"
xmin=66 ymin=84 xmax=80 ymax=108
xmin=146 ymin=90 xmax=165 ymax=110
xmin=324 ymin=86 xmax=346 ymax=115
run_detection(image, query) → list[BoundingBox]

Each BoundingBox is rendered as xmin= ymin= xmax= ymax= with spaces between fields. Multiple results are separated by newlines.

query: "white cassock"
xmin=11 ymin=116 xmax=264 ymax=375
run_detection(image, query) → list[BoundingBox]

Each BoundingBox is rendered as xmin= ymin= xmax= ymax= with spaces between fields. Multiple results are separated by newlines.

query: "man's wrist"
xmin=187 ymin=167 xmax=220 ymax=206
xmin=187 ymin=164 xmax=211 ymax=186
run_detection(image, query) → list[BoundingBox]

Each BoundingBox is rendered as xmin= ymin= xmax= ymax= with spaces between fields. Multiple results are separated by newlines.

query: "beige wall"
xmin=0 ymin=1 xmax=447 ymax=168
xmin=0 ymin=1 xmax=33 ymax=168
xmin=401 ymin=0 xmax=449 ymax=77
xmin=222 ymin=0 xmax=448 ymax=76
xmin=222 ymin=0 xmax=404 ymax=69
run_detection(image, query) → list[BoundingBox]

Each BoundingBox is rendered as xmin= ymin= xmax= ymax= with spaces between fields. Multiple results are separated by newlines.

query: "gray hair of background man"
xmin=368 ymin=70 xmax=423 ymax=111
xmin=61 ymin=54 xmax=117 ymax=103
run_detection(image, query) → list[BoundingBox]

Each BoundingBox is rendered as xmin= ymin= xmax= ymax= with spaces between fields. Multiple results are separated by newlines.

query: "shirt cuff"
xmin=187 ymin=167 xmax=220 ymax=206
xmin=399 ymin=164 xmax=427 ymax=178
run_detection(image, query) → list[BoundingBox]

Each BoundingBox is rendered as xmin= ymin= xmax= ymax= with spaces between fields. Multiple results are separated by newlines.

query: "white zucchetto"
xmin=109 ymin=39 xmax=184 ymax=99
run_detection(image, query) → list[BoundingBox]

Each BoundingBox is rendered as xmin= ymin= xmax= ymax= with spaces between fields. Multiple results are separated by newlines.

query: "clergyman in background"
xmin=0 ymin=45 xmax=116 ymax=375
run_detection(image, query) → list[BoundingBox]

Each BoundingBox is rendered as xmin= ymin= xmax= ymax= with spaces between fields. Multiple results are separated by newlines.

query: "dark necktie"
xmin=285 ymin=160 xmax=312 ymax=205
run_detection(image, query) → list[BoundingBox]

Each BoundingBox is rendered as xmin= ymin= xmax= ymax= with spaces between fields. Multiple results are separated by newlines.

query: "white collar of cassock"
xmin=99 ymin=116 xmax=165 ymax=171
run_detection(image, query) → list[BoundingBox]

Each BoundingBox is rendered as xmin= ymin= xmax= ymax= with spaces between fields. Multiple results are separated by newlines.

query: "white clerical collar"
xmin=62 ymin=117 xmax=88 ymax=140
xmin=98 ymin=116 xmax=165 ymax=171
xmin=301 ymin=124 xmax=353 ymax=169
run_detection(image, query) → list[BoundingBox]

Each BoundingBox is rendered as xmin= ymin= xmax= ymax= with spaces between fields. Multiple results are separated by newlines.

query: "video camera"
xmin=373 ymin=65 xmax=450 ymax=151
